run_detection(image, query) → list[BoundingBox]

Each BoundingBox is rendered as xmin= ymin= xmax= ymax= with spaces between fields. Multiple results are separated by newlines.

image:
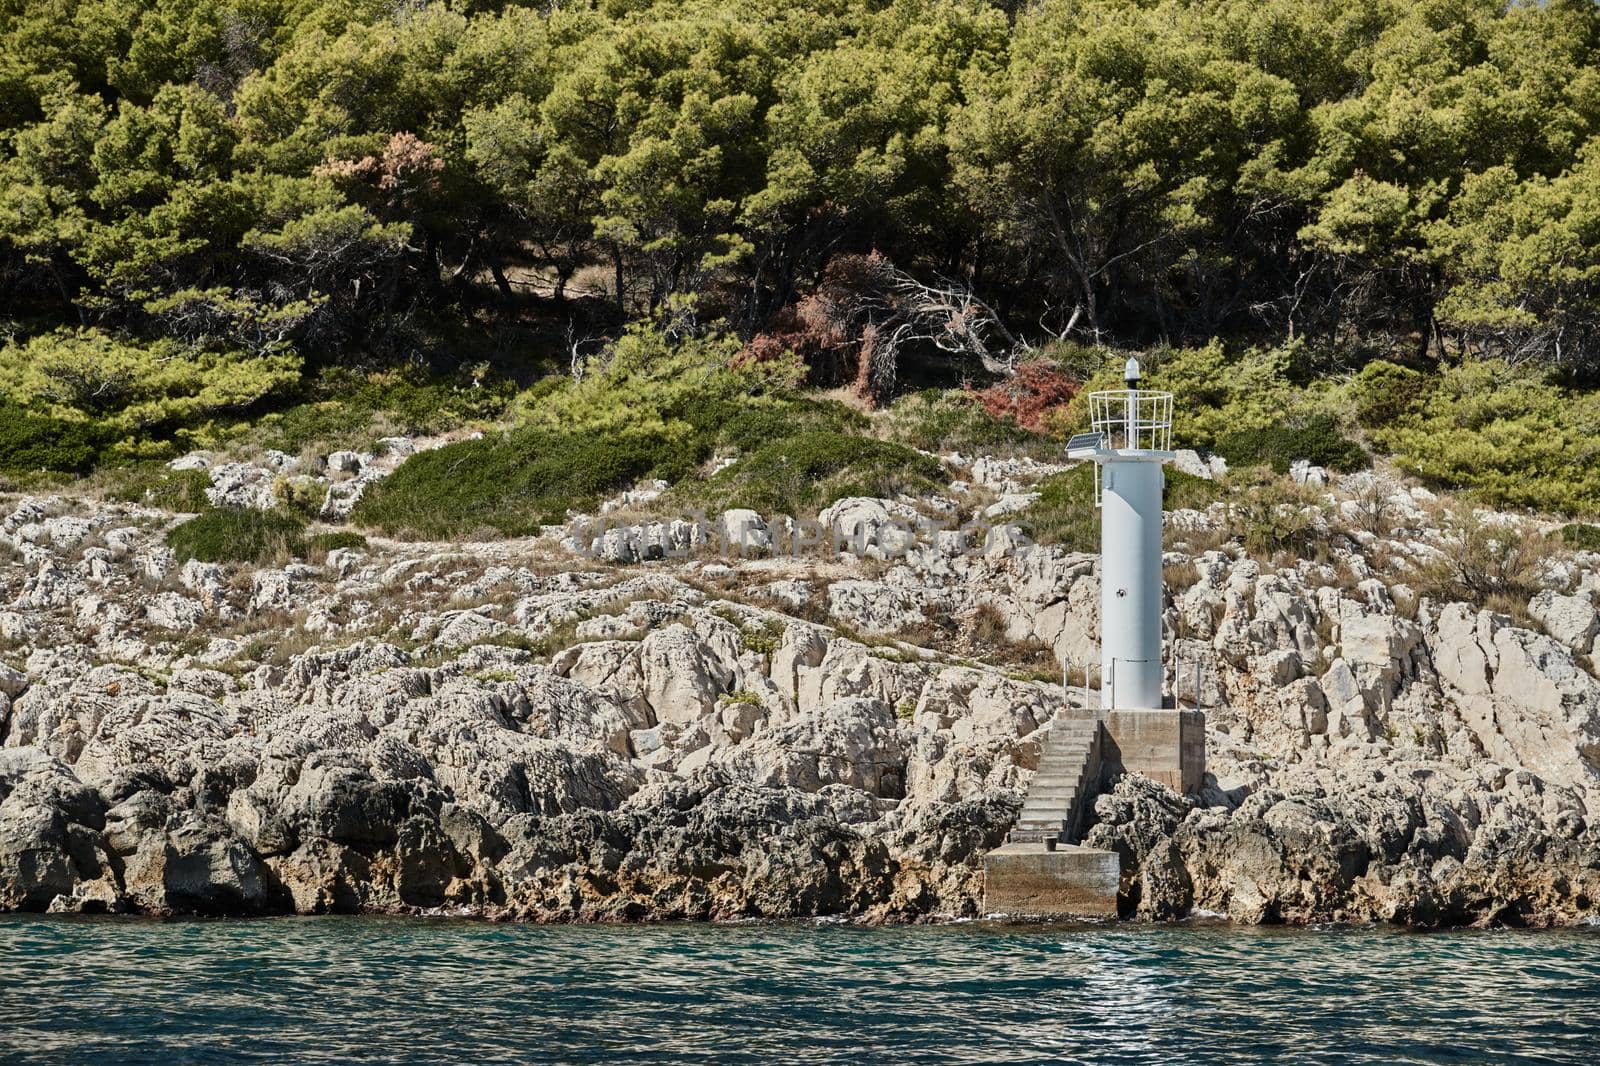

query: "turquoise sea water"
xmin=2 ymin=917 xmax=1597 ymax=1065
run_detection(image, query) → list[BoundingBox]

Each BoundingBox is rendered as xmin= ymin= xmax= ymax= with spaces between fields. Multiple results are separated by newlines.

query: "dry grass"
xmin=1415 ymin=501 xmax=1563 ymax=619
xmin=1163 ymin=560 xmax=1200 ymax=593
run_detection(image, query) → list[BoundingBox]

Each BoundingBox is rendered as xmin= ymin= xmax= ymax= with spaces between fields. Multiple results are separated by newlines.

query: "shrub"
xmin=308 ymin=530 xmax=369 ymax=554
xmin=1214 ymin=413 xmax=1368 ymax=474
xmin=685 ymin=431 xmax=946 ymax=516
xmin=352 ymin=335 xmax=852 ymax=539
xmin=167 ymin=508 xmax=307 ymax=564
xmin=272 ymin=475 xmax=329 ymax=519
xmin=0 ymin=402 xmax=103 ymax=473
xmin=1374 ymin=359 xmax=1600 ymax=515
xmin=970 ymin=360 xmax=1080 ymax=433
xmin=1558 ymin=523 xmax=1600 ymax=551
xmin=512 ymin=323 xmax=801 ymax=439
xmin=106 ymin=464 xmax=211 ymax=511
xmin=0 ymin=328 xmax=301 ymax=436
xmin=1223 ymin=469 xmax=1329 ymax=557
xmin=1416 ymin=503 xmax=1556 ymax=611
xmin=352 ymin=428 xmax=669 ymax=537
xmin=1350 ymin=361 xmax=1429 ymax=429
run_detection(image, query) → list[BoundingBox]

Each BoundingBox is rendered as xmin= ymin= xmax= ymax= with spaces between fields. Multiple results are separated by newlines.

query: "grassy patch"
xmin=167 ymin=508 xmax=307 ymax=564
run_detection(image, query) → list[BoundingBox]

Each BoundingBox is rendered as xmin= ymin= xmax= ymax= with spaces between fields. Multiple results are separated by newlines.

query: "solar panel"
xmin=1065 ymin=431 xmax=1105 ymax=457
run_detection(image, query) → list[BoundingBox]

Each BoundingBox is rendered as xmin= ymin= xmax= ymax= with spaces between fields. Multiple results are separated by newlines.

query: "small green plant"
xmin=1558 ymin=523 xmax=1600 ymax=552
xmin=896 ymin=699 xmax=916 ymax=720
xmin=167 ymin=508 xmax=308 ymax=564
xmin=105 ymin=464 xmax=212 ymax=511
xmin=739 ymin=618 xmax=785 ymax=656
xmin=1224 ymin=469 xmax=1328 ymax=556
xmin=724 ymin=689 xmax=764 ymax=707
xmin=272 ymin=475 xmax=329 ymax=520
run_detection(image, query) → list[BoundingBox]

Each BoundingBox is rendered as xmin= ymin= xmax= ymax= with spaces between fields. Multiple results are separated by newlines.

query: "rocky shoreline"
xmin=3 ymin=446 xmax=1599 ymax=927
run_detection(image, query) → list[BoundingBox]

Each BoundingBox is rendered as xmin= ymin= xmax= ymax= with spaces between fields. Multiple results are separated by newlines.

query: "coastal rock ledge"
xmin=2 ymin=487 xmax=1598 ymax=927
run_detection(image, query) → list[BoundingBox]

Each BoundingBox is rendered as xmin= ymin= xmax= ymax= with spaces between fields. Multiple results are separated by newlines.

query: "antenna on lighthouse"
xmin=1065 ymin=359 xmax=1174 ymax=710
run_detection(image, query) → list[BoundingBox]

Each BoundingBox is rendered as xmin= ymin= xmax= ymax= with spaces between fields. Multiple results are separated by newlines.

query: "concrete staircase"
xmin=1006 ymin=715 xmax=1104 ymax=845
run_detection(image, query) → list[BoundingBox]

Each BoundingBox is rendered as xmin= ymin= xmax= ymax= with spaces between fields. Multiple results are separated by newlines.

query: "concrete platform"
xmin=1097 ymin=708 xmax=1205 ymax=793
xmin=982 ymin=842 xmax=1120 ymax=918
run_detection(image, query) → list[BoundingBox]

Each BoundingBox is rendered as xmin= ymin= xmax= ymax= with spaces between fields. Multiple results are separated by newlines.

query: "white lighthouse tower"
xmin=1066 ymin=358 xmax=1174 ymax=709
xmin=983 ymin=360 xmax=1202 ymax=915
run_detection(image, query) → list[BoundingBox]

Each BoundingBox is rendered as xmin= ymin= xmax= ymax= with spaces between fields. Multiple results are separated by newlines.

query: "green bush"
xmin=512 ymin=324 xmax=801 ymax=441
xmin=1215 ymin=413 xmax=1368 ymax=474
xmin=0 ymin=328 xmax=300 ymax=436
xmin=352 ymin=428 xmax=670 ymax=537
xmin=1374 ymin=359 xmax=1600 ymax=515
xmin=105 ymin=464 xmax=211 ymax=511
xmin=167 ymin=508 xmax=307 ymax=564
xmin=1350 ymin=361 xmax=1429 ymax=429
xmin=0 ymin=402 xmax=103 ymax=473
xmin=1559 ymin=523 xmax=1600 ymax=551
xmin=353 ymin=330 xmax=864 ymax=538
xmin=684 ymin=431 xmax=947 ymax=516
xmin=308 ymin=530 xmax=370 ymax=554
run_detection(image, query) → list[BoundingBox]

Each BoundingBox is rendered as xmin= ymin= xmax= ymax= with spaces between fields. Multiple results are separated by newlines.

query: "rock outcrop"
xmin=1 ymin=464 xmax=1597 ymax=926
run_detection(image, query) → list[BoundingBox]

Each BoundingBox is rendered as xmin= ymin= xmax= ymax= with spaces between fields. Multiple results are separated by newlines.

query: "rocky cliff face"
xmin=1 ymin=454 xmax=1598 ymax=925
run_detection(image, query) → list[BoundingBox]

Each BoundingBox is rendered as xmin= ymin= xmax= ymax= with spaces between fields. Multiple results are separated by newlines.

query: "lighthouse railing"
xmin=1088 ymin=389 xmax=1173 ymax=452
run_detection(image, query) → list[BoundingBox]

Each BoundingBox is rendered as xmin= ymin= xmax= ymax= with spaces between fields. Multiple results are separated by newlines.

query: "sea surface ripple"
xmin=2 ymin=916 xmax=1597 ymax=1064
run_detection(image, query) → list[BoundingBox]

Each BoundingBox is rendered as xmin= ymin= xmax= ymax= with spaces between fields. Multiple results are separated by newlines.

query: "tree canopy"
xmin=5 ymin=0 xmax=1600 ymax=449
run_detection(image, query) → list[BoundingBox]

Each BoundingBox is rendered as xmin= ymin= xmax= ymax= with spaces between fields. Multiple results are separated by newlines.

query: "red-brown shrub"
xmin=971 ymin=359 xmax=1079 ymax=431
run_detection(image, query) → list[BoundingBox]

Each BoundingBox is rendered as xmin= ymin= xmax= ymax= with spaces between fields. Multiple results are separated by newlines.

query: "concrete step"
xmin=1036 ymin=754 xmax=1093 ymax=769
xmin=1031 ymin=771 xmax=1088 ymax=784
xmin=1035 ymin=765 xmax=1089 ymax=778
xmin=1010 ymin=717 xmax=1106 ymax=848
xmin=1026 ymin=781 xmax=1084 ymax=794
xmin=1011 ymin=816 xmax=1075 ymax=832
xmin=1024 ymin=787 xmax=1080 ymax=799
